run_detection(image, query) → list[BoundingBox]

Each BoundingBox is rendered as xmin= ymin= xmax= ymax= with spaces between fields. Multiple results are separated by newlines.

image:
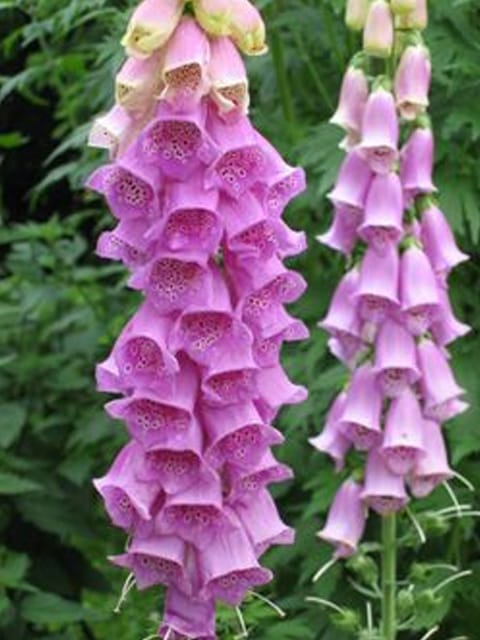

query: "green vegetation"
xmin=0 ymin=1 xmax=479 ymax=638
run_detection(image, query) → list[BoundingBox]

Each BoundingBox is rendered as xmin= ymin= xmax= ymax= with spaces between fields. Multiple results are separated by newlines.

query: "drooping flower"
xmin=363 ymin=0 xmax=394 ymax=59
xmin=88 ymin=3 xmax=307 ymax=636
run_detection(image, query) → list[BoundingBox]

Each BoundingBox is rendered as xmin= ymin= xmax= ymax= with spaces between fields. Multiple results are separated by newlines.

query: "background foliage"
xmin=0 ymin=1 xmax=479 ymax=639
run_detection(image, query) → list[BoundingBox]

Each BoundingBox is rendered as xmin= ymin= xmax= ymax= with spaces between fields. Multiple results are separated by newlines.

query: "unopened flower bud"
xmin=363 ymin=0 xmax=394 ymax=58
xmin=345 ymin=0 xmax=369 ymax=31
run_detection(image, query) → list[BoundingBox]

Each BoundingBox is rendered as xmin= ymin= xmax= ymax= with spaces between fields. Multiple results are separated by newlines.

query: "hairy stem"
xmin=381 ymin=513 xmax=397 ymax=640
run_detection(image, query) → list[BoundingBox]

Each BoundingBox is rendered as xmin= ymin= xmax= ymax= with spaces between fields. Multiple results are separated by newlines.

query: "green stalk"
xmin=381 ymin=513 xmax=397 ymax=640
xmin=270 ymin=30 xmax=295 ymax=124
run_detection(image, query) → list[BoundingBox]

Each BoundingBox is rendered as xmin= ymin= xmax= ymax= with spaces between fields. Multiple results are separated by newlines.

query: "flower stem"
xmin=270 ymin=30 xmax=295 ymax=125
xmin=381 ymin=513 xmax=397 ymax=640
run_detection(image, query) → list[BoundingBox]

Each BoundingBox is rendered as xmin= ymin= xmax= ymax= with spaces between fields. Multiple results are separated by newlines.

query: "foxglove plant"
xmin=311 ymin=1 xmax=471 ymax=638
xmin=88 ymin=1 xmax=307 ymax=638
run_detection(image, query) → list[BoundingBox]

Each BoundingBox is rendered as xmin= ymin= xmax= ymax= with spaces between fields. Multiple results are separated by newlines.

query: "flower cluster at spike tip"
xmin=312 ymin=0 xmax=470 ymax=559
xmin=87 ymin=0 xmax=308 ymax=637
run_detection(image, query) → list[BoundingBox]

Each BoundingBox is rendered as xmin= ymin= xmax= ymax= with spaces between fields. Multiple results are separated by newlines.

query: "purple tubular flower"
xmin=309 ymin=392 xmax=351 ymax=471
xmin=394 ymin=45 xmax=431 ymax=121
xmin=87 ymin=145 xmax=161 ymax=220
xmin=94 ymin=442 xmax=164 ymax=532
xmin=227 ymin=449 xmax=293 ymax=498
xmin=160 ymin=17 xmax=211 ymax=110
xmin=208 ymin=36 xmax=250 ymax=119
xmin=150 ymin=175 xmax=222 ymax=254
xmin=358 ymin=88 xmax=399 ymax=174
xmin=328 ymin=149 xmax=373 ymax=213
xmin=330 ymin=66 xmax=369 ymax=149
xmin=140 ymin=100 xmax=217 ymax=179
xmin=110 ymin=534 xmax=188 ymax=591
xmin=417 ymin=339 xmax=466 ymax=422
xmin=410 ymin=420 xmax=453 ymax=498
xmin=109 ymin=302 xmax=179 ymax=389
xmin=358 ymin=172 xmax=404 ymax=253
xmin=232 ymin=490 xmax=295 ymax=556
xmin=198 ymin=522 xmax=272 ymax=605
xmin=205 ymin=112 xmax=267 ymax=197
xmin=380 ymin=387 xmax=425 ymax=475
xmin=338 ymin=363 xmax=383 ymax=451
xmin=319 ymin=269 xmax=363 ymax=362
xmin=420 ymin=204 xmax=469 ymax=276
xmin=374 ymin=319 xmax=420 ymax=397
xmin=202 ymin=402 xmax=283 ymax=468
xmin=400 ymin=127 xmax=437 ymax=204
xmin=318 ymin=480 xmax=367 ymax=558
xmin=431 ymin=285 xmax=471 ymax=347
xmin=355 ymin=244 xmax=400 ymax=322
xmin=90 ymin=3 xmax=307 ymax=633
xmin=361 ymin=449 xmax=409 ymax=515
xmin=317 ymin=206 xmax=362 ymax=256
xmin=159 ymin=586 xmax=216 ymax=640
xmin=96 ymin=217 xmax=153 ymax=268
xmin=253 ymin=134 xmax=307 ymax=217
xmin=400 ymin=245 xmax=440 ymax=335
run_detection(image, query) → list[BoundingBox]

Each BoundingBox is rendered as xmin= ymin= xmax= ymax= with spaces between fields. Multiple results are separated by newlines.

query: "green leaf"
xmin=0 ymin=472 xmax=41 ymax=495
xmin=0 ymin=403 xmax=27 ymax=448
xmin=20 ymin=592 xmax=97 ymax=625
xmin=0 ymin=549 xmax=30 ymax=587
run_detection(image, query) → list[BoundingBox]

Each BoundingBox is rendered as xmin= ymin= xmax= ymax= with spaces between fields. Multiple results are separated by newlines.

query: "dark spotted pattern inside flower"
xmin=149 ymin=258 xmax=204 ymax=304
xmin=143 ymin=120 xmax=202 ymax=164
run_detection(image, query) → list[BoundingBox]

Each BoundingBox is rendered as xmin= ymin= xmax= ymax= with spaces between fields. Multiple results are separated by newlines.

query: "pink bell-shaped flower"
xmin=201 ymin=342 xmax=259 ymax=406
xmin=430 ymin=285 xmax=471 ymax=347
xmin=202 ymin=401 xmax=283 ymax=469
xmin=309 ymin=392 xmax=351 ymax=471
xmin=88 ymin=105 xmax=135 ymax=157
xmin=359 ymin=87 xmax=399 ymax=174
xmin=400 ymin=245 xmax=440 ymax=335
xmin=363 ymin=1 xmax=394 ymax=58
xmin=328 ymin=149 xmax=373 ymax=213
xmin=410 ymin=420 xmax=453 ymax=498
xmin=421 ymin=204 xmax=469 ymax=276
xmin=105 ymin=358 xmax=198 ymax=450
xmin=330 ymin=66 xmax=369 ymax=147
xmin=108 ymin=302 xmax=179 ymax=390
xmin=121 ymin=0 xmax=184 ymax=59
xmin=400 ymin=127 xmax=437 ymax=204
xmin=227 ymin=449 xmax=293 ymax=499
xmin=150 ymin=175 xmax=222 ymax=254
xmin=137 ymin=417 xmax=205 ymax=494
xmin=361 ymin=449 xmax=409 ymax=514
xmin=159 ymin=586 xmax=216 ymax=640
xmin=223 ymin=191 xmax=278 ymax=259
xmin=160 ymin=17 xmax=211 ymax=110
xmin=132 ymin=251 xmax=212 ymax=315
xmin=115 ymin=52 xmax=162 ymax=117
xmin=358 ymin=172 xmax=404 ymax=253
xmin=205 ymin=112 xmax=267 ymax=198
xmin=254 ymin=134 xmax=307 ymax=217
xmin=96 ymin=217 xmax=153 ymax=269
xmin=157 ymin=470 xmax=228 ymax=549
xmin=380 ymin=387 xmax=425 ymax=475
xmin=93 ymin=442 xmax=164 ymax=533
xmin=110 ymin=534 xmax=188 ymax=591
xmin=86 ymin=145 xmax=162 ymax=220
xmin=318 ymin=480 xmax=367 ymax=558
xmin=256 ymin=364 xmax=308 ymax=420
xmin=209 ymin=36 xmax=250 ymax=119
xmin=355 ymin=244 xmax=400 ymax=322
xmin=252 ymin=306 xmax=309 ymax=367
xmin=374 ymin=319 xmax=420 ymax=397
xmin=319 ymin=269 xmax=363 ymax=357
xmin=198 ymin=521 xmax=272 ymax=605
xmin=417 ymin=339 xmax=466 ymax=422
xmin=394 ymin=45 xmax=431 ymax=121
xmin=140 ymin=100 xmax=217 ymax=180
xmin=232 ymin=490 xmax=295 ymax=556
xmin=338 ymin=363 xmax=383 ymax=451
xmin=317 ymin=205 xmax=363 ymax=256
